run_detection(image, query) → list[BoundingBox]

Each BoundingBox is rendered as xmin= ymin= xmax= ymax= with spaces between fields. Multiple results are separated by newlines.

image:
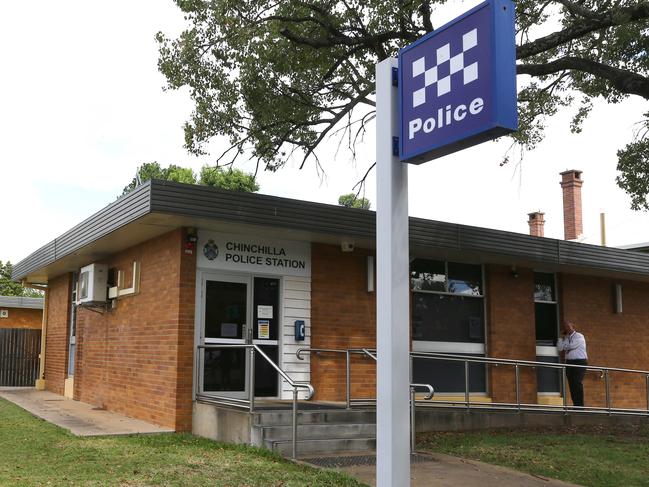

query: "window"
xmin=534 ymin=272 xmax=555 ymax=302
xmin=411 ymin=259 xmax=485 ymax=344
xmin=412 ymin=294 xmax=484 ymax=342
xmin=68 ymin=273 xmax=78 ymax=377
xmin=534 ymin=272 xmax=561 ymax=394
xmin=410 ymin=259 xmax=486 ymax=393
xmin=534 ymin=272 xmax=558 ymax=345
xmin=411 ymin=260 xmax=446 ymax=292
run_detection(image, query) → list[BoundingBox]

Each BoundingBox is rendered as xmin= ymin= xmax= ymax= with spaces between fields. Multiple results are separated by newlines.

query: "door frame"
xmin=194 ymin=269 xmax=283 ymax=401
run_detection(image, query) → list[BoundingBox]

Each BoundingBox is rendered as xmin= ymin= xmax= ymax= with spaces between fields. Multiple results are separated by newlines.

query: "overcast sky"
xmin=1 ymin=1 xmax=648 ymax=265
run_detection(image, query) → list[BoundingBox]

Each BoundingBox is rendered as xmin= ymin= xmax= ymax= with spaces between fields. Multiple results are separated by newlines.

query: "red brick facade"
xmin=311 ymin=244 xmax=377 ymax=402
xmin=310 ymin=253 xmax=649 ymax=410
xmin=44 ymin=274 xmax=72 ymax=396
xmin=0 ymin=306 xmax=42 ymax=329
xmin=486 ymin=265 xmax=537 ymax=404
xmin=560 ymin=273 xmax=649 ymax=410
xmin=44 ymin=229 xmax=196 ymax=430
xmin=41 ymin=230 xmax=649 ymax=426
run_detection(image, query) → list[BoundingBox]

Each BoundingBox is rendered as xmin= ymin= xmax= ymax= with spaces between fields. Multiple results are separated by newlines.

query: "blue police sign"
xmin=399 ymin=0 xmax=517 ymax=163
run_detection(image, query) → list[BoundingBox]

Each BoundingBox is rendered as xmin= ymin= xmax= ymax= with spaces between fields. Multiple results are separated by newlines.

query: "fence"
xmin=0 ymin=329 xmax=41 ymax=387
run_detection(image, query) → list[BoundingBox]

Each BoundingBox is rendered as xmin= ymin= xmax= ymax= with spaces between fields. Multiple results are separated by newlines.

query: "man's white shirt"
xmin=557 ymin=331 xmax=588 ymax=360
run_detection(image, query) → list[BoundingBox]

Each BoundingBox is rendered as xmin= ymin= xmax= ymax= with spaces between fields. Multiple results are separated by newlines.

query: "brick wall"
xmin=44 ymin=274 xmax=72 ymax=396
xmin=311 ymin=244 xmax=377 ymax=402
xmin=69 ymin=228 xmax=195 ymax=430
xmin=486 ymin=265 xmax=537 ymax=403
xmin=560 ymin=273 xmax=649 ymax=410
xmin=0 ymin=307 xmax=42 ymax=329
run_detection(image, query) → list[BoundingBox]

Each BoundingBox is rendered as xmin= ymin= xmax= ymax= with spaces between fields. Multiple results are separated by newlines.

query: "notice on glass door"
xmin=257 ymin=305 xmax=273 ymax=319
xmin=258 ymin=319 xmax=270 ymax=339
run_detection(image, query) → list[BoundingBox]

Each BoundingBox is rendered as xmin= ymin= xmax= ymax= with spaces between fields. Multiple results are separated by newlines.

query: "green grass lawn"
xmin=0 ymin=397 xmax=365 ymax=487
xmin=419 ymin=425 xmax=649 ymax=487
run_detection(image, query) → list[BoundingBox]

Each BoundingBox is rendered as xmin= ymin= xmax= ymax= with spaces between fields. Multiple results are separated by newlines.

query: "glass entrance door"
xmin=202 ymin=275 xmax=250 ymax=399
xmin=252 ymin=277 xmax=280 ymax=397
xmin=200 ymin=274 xmax=281 ymax=399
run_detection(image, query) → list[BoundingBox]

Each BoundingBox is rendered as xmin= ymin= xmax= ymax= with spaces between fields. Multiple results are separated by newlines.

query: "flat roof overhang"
xmin=13 ymin=180 xmax=649 ymax=284
xmin=0 ymin=296 xmax=44 ymax=309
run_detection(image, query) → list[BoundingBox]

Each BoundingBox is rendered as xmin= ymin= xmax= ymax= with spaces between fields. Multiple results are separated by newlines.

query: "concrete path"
xmin=304 ymin=452 xmax=582 ymax=487
xmin=0 ymin=387 xmax=173 ymax=436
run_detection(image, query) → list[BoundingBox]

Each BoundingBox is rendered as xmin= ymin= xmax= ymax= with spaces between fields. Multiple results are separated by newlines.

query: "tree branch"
xmin=279 ymin=27 xmax=417 ymax=50
xmin=517 ymin=2 xmax=649 ymax=60
xmin=553 ymin=0 xmax=600 ymax=19
xmin=517 ymin=56 xmax=649 ymax=99
xmin=419 ymin=0 xmax=434 ymax=32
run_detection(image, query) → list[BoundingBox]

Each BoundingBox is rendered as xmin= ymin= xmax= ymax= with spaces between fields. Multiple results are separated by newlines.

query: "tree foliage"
xmin=338 ymin=193 xmax=371 ymax=209
xmin=122 ymin=162 xmax=259 ymax=195
xmin=0 ymin=261 xmax=42 ymax=298
xmin=157 ymin=0 xmax=649 ymax=207
xmin=199 ymin=166 xmax=260 ymax=192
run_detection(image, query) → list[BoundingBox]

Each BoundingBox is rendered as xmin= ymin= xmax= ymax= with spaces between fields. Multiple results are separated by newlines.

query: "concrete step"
xmin=269 ymin=436 xmax=376 ymax=457
xmin=258 ymin=422 xmax=376 ymax=441
xmin=253 ymin=408 xmax=376 ymax=426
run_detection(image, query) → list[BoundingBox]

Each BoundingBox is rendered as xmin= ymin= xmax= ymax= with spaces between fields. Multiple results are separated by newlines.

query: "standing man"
xmin=557 ymin=320 xmax=588 ymax=407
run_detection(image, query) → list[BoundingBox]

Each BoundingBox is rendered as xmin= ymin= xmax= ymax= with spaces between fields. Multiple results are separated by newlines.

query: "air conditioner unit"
xmin=77 ymin=263 xmax=108 ymax=306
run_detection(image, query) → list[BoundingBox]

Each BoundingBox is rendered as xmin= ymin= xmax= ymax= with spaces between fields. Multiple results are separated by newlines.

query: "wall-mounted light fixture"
xmin=511 ymin=265 xmax=519 ymax=279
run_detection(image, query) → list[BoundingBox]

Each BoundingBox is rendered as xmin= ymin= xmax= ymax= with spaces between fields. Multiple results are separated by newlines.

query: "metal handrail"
xmin=296 ymin=347 xmax=435 ymax=452
xmin=411 ymin=382 xmax=435 ymax=400
xmin=410 ymin=383 xmax=435 ymax=452
xmin=295 ymin=347 xmax=434 ymax=405
xmin=298 ymin=347 xmax=649 ymax=417
xmin=199 ymin=344 xmax=314 ymax=399
xmin=411 ymin=350 xmax=649 ymax=416
xmin=197 ymin=344 xmax=314 ymax=458
xmin=410 ymin=351 xmax=649 ymax=375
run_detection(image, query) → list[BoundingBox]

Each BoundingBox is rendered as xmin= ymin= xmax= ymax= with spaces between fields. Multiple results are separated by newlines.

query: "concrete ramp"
xmin=0 ymin=388 xmax=173 ymax=436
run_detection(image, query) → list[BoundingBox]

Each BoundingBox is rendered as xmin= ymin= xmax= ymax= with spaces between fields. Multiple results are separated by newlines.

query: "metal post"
xmin=376 ymin=56 xmax=410 ymax=487
xmin=410 ymin=386 xmax=416 ymax=453
xmin=346 ymin=350 xmax=351 ymax=409
xmin=196 ymin=347 xmax=201 ymax=400
xmin=249 ymin=347 xmax=255 ymax=412
xmin=515 ymin=363 xmax=521 ymax=411
xmin=605 ymin=369 xmax=611 ymax=414
xmin=562 ymin=367 xmax=568 ymax=413
xmin=464 ymin=360 xmax=470 ymax=410
xmin=292 ymin=388 xmax=298 ymax=459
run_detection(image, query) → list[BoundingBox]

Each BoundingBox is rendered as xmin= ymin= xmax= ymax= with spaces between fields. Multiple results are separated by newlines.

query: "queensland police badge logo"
xmin=203 ymin=239 xmax=219 ymax=260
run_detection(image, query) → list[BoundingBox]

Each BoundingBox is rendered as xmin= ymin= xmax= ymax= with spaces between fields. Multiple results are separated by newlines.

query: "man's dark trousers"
xmin=566 ymin=359 xmax=588 ymax=407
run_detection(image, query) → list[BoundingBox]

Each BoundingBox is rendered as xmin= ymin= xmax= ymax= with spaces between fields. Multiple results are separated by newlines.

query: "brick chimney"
xmin=528 ymin=211 xmax=545 ymax=237
xmin=560 ymin=170 xmax=583 ymax=240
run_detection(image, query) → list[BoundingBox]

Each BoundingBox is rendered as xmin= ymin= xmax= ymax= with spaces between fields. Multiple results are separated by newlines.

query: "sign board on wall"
xmin=399 ymin=0 xmax=517 ymax=163
xmin=197 ymin=231 xmax=311 ymax=277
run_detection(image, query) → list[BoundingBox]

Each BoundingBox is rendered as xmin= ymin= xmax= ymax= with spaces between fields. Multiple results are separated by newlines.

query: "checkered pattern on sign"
xmin=411 ymin=28 xmax=479 ymax=108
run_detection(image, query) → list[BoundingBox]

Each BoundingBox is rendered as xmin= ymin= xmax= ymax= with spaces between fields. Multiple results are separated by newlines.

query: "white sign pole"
xmin=376 ymin=57 xmax=411 ymax=486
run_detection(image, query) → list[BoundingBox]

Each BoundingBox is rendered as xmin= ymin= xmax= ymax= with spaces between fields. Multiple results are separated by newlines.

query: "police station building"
xmin=11 ymin=174 xmax=649 ymax=451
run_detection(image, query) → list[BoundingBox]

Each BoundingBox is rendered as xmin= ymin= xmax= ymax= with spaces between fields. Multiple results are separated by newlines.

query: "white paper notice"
xmin=257 ymin=305 xmax=273 ymax=319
